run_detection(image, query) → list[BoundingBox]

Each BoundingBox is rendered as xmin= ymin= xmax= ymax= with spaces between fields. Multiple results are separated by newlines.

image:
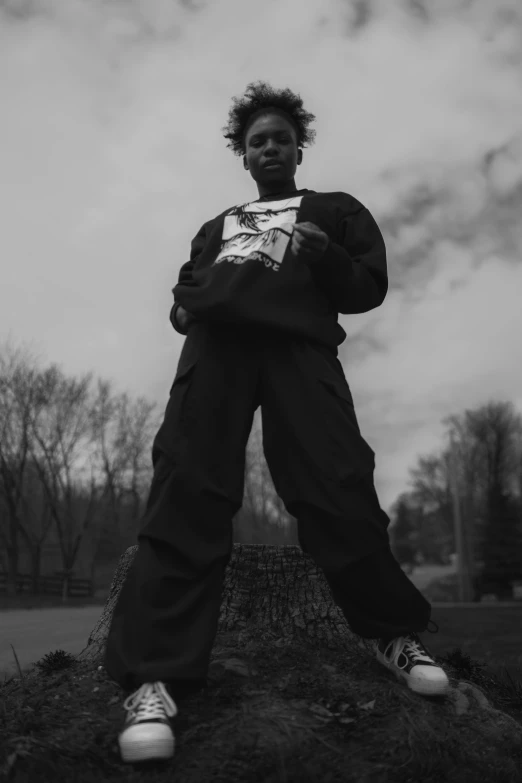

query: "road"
xmin=1 ymin=563 xmax=519 ymax=681
xmin=1 ymin=605 xmax=103 ymax=680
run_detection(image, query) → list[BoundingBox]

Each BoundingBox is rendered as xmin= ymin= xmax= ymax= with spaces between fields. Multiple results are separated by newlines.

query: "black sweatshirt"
xmin=170 ymin=188 xmax=387 ymax=351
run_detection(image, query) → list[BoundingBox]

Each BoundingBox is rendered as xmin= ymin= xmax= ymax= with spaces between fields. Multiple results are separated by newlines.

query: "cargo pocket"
xmin=167 ymin=359 xmax=198 ymax=435
xmin=317 ymin=374 xmax=375 ymax=484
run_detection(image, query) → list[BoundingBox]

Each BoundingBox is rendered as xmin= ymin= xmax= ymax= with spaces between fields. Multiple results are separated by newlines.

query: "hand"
xmin=176 ymin=305 xmax=197 ymax=331
xmin=291 ymin=221 xmax=329 ymax=265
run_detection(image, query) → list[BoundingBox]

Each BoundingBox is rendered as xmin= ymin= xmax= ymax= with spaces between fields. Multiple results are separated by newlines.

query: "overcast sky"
xmin=1 ymin=0 xmax=521 ymax=514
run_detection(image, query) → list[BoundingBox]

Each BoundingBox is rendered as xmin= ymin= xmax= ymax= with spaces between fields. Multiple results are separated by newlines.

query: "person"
xmin=104 ymin=80 xmax=449 ymax=765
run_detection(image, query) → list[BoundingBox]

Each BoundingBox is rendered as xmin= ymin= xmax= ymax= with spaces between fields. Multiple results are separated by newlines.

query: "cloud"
xmin=0 ymin=0 xmax=521 ymax=514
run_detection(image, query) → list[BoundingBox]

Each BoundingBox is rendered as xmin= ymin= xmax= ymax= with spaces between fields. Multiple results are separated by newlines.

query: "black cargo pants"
xmin=104 ymin=322 xmax=431 ymax=699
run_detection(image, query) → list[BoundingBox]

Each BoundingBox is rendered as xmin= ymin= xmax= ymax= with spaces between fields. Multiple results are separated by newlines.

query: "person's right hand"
xmin=176 ymin=305 xmax=197 ymax=331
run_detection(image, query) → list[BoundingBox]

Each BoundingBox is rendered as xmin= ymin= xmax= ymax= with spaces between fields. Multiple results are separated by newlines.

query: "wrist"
xmin=174 ymin=303 xmax=187 ymax=332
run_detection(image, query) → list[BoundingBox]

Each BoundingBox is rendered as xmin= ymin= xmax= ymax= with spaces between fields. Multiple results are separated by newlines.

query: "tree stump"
xmin=77 ymin=543 xmax=377 ymax=665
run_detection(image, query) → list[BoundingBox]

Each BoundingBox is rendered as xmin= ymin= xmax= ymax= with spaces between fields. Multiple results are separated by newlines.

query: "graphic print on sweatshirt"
xmin=213 ymin=195 xmax=305 ymax=272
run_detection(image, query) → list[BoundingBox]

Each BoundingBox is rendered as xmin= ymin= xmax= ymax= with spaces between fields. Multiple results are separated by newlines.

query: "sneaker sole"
xmin=119 ymin=724 xmax=175 ymax=763
xmin=402 ymin=671 xmax=449 ymax=696
xmin=377 ymin=652 xmax=450 ymax=696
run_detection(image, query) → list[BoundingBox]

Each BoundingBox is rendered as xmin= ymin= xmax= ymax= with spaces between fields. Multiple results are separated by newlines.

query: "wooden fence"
xmin=0 ymin=572 xmax=93 ymax=597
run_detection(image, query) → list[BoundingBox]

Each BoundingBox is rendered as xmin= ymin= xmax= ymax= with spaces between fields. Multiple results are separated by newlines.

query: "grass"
xmin=426 ymin=605 xmax=522 ymax=679
xmin=1 ymin=609 xmax=522 ymax=781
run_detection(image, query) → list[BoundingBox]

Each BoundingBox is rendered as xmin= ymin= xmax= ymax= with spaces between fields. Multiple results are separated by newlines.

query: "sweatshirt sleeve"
xmin=169 ymin=222 xmax=208 ymax=335
xmin=309 ymin=205 xmax=388 ymax=314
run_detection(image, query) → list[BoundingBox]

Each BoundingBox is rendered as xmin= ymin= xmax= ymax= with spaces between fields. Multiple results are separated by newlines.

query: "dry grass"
xmin=1 ymin=620 xmax=522 ymax=782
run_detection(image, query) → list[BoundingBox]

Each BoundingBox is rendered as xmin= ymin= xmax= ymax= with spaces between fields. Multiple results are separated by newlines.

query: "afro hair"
xmin=221 ymin=80 xmax=317 ymax=157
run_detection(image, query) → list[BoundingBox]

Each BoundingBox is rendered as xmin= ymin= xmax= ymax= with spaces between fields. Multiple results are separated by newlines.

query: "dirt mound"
xmin=2 ymin=626 xmax=522 ymax=782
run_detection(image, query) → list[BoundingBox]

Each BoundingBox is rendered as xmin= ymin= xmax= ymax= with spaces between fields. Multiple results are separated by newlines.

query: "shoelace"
xmin=383 ymin=633 xmax=435 ymax=667
xmin=122 ymin=682 xmax=178 ymax=720
xmin=402 ymin=636 xmax=435 ymax=664
xmin=381 ymin=620 xmax=439 ymax=666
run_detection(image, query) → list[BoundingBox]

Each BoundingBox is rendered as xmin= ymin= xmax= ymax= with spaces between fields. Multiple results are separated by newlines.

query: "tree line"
xmin=1 ymin=337 xmax=521 ymax=600
xmin=389 ymin=402 xmax=522 ymax=596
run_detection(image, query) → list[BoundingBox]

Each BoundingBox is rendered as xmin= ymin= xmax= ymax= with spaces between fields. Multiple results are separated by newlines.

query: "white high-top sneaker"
xmin=376 ymin=632 xmax=450 ymax=696
xmin=118 ymin=681 xmax=178 ymax=763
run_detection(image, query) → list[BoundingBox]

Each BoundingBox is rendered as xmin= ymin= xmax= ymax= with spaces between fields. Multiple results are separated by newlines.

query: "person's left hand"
xmin=291 ymin=221 xmax=329 ymax=264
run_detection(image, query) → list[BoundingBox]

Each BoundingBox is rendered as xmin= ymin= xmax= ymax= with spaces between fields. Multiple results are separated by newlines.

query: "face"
xmin=243 ymin=111 xmax=302 ymax=191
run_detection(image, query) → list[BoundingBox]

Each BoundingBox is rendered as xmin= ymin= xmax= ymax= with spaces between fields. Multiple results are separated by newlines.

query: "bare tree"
xmin=0 ymin=338 xmax=161 ymax=598
xmin=388 ymin=493 xmax=417 ymax=571
xmin=441 ymin=411 xmax=489 ymax=574
xmin=0 ymin=493 xmax=19 ymax=596
xmin=85 ymin=380 xmax=158 ymax=586
xmin=461 ymin=401 xmax=522 ymax=498
xmin=16 ymin=457 xmax=55 ymax=592
xmin=444 ymin=403 xmax=522 ymax=541
xmin=237 ymin=410 xmax=298 ymax=546
xmin=25 ymin=363 xmax=99 ymax=601
xmin=407 ymin=451 xmax=454 ymax=562
xmin=0 ymin=341 xmax=56 ymax=594
xmin=458 ymin=402 xmax=522 ymax=593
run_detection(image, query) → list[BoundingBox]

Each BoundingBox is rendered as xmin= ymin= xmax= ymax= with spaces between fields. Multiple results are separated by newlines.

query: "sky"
xmin=1 ymin=0 xmax=521 ymax=516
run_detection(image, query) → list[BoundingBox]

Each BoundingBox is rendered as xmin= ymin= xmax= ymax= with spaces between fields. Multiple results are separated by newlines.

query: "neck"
xmin=256 ymin=179 xmax=299 ymax=200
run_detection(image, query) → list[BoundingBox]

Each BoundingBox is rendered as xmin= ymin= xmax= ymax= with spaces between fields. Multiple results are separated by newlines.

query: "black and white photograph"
xmin=1 ymin=0 xmax=521 ymax=780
